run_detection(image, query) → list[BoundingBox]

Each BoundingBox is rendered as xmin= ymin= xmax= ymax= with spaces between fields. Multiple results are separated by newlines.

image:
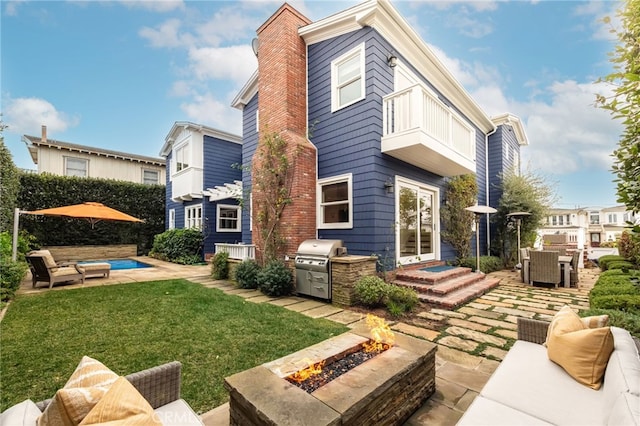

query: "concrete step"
xmin=417 ymin=277 xmax=501 ymax=310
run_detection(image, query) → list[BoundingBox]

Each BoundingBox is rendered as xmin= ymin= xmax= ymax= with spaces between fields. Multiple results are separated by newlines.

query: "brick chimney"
xmin=252 ymin=3 xmax=317 ymax=262
xmin=41 ymin=125 xmax=47 ymax=142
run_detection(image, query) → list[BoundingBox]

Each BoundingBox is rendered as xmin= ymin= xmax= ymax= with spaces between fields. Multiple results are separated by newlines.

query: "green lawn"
xmin=0 ymin=280 xmax=349 ymax=413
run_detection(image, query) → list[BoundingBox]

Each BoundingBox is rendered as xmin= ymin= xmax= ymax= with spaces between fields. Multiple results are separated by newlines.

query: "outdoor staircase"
xmin=392 ymin=261 xmax=501 ymax=309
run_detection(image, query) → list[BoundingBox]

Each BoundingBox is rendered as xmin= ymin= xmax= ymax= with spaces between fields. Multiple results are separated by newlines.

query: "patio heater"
xmin=465 ymin=205 xmax=497 ymax=273
xmin=507 ymin=211 xmax=531 ymax=269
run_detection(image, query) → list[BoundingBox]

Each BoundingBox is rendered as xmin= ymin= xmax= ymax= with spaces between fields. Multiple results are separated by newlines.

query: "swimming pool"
xmin=79 ymin=259 xmax=153 ymax=270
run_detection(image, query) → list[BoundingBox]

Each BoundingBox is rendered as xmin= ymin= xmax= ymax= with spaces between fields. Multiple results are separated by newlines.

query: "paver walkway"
xmin=13 ymin=259 xmax=600 ymax=425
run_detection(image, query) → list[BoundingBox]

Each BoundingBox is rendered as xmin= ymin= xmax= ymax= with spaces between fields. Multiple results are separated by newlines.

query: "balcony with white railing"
xmin=215 ymin=243 xmax=256 ymax=261
xmin=171 ymin=167 xmax=204 ymax=202
xmin=382 ymin=83 xmax=476 ymax=176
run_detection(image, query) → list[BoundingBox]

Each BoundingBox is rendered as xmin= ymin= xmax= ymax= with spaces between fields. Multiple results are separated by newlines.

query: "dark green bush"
xmin=580 ymin=308 xmax=640 ymax=339
xmin=211 ymin=251 xmax=229 ymax=280
xmin=606 ymin=260 xmax=636 ymax=272
xmin=256 ymin=260 xmax=293 ymax=296
xmin=354 ymin=276 xmax=389 ymax=307
xmin=235 ymin=260 xmax=261 ymax=289
xmin=591 ymin=295 xmax=640 ymax=313
xmin=458 ymin=256 xmax=504 ymax=273
xmin=590 ymin=270 xmax=640 ymax=314
xmin=598 ymin=255 xmax=626 ymax=271
xmin=149 ymin=229 xmax=203 ymax=264
xmin=0 ymin=231 xmax=32 ymax=303
xmin=386 ymin=285 xmax=419 ymax=316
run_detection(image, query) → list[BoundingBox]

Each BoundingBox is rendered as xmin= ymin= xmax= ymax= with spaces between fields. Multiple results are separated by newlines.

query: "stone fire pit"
xmin=224 ymin=323 xmax=437 ymax=425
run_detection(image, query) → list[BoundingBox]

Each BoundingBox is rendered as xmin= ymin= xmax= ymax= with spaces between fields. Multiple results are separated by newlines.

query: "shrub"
xmin=580 ymin=308 xmax=640 ymax=339
xmin=257 ymin=260 xmax=293 ymax=296
xmin=211 ymin=251 xmax=229 ymax=280
xmin=385 ymin=285 xmax=419 ymax=316
xmin=354 ymin=276 xmax=390 ymax=307
xmin=618 ymin=230 xmax=640 ymax=266
xmin=149 ymin=229 xmax=203 ymax=264
xmin=598 ymin=255 xmax=626 ymax=271
xmin=0 ymin=258 xmax=28 ymax=302
xmin=590 ymin=270 xmax=640 ymax=313
xmin=606 ymin=260 xmax=636 ymax=272
xmin=458 ymin=256 xmax=504 ymax=273
xmin=235 ymin=260 xmax=261 ymax=289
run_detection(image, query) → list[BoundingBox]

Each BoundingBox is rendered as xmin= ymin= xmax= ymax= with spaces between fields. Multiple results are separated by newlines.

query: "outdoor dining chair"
xmin=529 ymin=250 xmax=560 ymax=288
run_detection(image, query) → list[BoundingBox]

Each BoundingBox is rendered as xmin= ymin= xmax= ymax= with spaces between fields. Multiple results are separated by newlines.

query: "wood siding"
xmin=241 ymin=95 xmax=259 ymax=244
xmin=35 ymin=146 xmax=165 ymax=184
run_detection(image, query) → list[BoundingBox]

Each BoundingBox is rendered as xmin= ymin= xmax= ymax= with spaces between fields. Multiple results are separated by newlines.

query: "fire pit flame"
xmin=362 ymin=314 xmax=395 ymax=353
xmin=289 ymin=358 xmax=326 ymax=383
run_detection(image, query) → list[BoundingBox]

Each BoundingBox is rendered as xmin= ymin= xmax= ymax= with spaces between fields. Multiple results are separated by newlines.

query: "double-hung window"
xmin=65 ymin=157 xmax=88 ymax=177
xmin=331 ymin=44 xmax=365 ymax=111
xmin=317 ymin=174 xmax=352 ymax=229
xmin=185 ymin=205 xmax=202 ymax=230
xmin=143 ymin=169 xmax=159 ymax=185
xmin=168 ymin=209 xmax=175 ymax=229
xmin=175 ymin=143 xmax=189 ymax=173
xmin=217 ymin=204 xmax=241 ymax=232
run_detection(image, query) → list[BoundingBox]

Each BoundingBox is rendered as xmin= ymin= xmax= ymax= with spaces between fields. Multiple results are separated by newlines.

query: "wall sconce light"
xmin=387 ymin=53 xmax=398 ymax=68
xmin=384 ymin=178 xmax=394 ymax=194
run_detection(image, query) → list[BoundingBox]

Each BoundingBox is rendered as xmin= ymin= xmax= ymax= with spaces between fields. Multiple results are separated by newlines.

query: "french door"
xmin=397 ymin=179 xmax=439 ymax=264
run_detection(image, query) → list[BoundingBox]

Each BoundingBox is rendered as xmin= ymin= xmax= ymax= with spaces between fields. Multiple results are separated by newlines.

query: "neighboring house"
xmin=540 ymin=205 xmax=638 ymax=249
xmin=224 ymin=0 xmax=528 ymax=268
xmin=22 ymin=126 xmax=165 ymax=185
xmin=159 ymin=121 xmax=243 ymax=258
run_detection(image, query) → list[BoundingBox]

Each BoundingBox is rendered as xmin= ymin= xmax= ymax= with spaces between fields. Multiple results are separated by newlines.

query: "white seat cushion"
xmin=458 ymin=396 xmax=552 ymax=425
xmin=479 ymin=340 xmax=606 ymax=425
xmin=153 ymin=399 xmax=203 ymax=425
xmin=0 ymin=399 xmax=41 ymax=426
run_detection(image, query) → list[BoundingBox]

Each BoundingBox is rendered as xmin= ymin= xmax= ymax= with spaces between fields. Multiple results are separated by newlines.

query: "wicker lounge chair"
xmin=529 ymin=250 xmax=560 ymax=288
xmin=26 ymin=253 xmax=85 ymax=289
xmin=569 ymin=250 xmax=582 ymax=287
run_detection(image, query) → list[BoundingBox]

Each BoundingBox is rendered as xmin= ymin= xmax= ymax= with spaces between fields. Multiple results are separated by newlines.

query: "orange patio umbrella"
xmin=24 ymin=202 xmax=144 ymax=228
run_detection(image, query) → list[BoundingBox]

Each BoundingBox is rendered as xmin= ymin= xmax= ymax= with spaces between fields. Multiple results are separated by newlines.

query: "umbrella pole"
xmin=12 ymin=208 xmax=20 ymax=261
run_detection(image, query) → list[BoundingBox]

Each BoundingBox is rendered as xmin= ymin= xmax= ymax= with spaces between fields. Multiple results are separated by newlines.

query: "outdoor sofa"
xmin=0 ymin=360 xmax=204 ymax=426
xmin=457 ymin=315 xmax=640 ymax=425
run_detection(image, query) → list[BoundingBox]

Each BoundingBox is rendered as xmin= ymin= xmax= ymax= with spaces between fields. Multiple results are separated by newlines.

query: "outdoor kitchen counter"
xmin=330 ymin=255 xmax=378 ymax=307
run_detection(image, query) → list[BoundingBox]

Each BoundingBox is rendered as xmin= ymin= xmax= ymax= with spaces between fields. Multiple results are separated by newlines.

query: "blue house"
xmin=160 ymin=122 xmax=243 ymax=259
xmin=226 ymin=0 xmax=528 ymax=269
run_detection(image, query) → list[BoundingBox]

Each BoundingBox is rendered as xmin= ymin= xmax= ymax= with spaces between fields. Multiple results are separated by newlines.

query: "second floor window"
xmin=608 ymin=213 xmax=617 ymax=224
xmin=175 ymin=144 xmax=189 ymax=172
xmin=143 ymin=169 xmax=159 ymax=185
xmin=331 ymin=44 xmax=365 ymax=111
xmin=65 ymin=157 xmax=88 ymax=177
xmin=185 ymin=205 xmax=202 ymax=230
xmin=590 ymin=212 xmax=600 ymax=225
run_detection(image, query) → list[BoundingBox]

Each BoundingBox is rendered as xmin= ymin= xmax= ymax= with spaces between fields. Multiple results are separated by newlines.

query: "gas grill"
xmin=295 ymin=239 xmax=345 ymax=301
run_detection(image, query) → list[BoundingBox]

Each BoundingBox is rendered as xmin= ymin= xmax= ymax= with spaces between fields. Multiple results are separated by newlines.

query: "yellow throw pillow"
xmin=38 ymin=356 xmax=119 ymax=426
xmin=581 ymin=314 xmax=609 ymax=329
xmin=547 ymin=325 xmax=614 ymax=389
xmin=79 ymin=377 xmax=161 ymax=425
xmin=544 ymin=305 xmax=585 ymax=346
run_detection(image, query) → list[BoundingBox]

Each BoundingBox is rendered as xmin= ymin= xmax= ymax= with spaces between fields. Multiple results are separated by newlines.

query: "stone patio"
xmin=13 ymin=259 xmax=600 ymax=425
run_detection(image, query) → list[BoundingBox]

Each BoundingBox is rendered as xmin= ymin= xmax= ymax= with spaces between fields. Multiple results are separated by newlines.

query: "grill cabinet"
xmin=295 ymin=239 xmax=344 ymax=301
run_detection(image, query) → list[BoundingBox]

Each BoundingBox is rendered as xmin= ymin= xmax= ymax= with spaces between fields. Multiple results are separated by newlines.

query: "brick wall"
xmin=252 ymin=4 xmax=317 ymax=262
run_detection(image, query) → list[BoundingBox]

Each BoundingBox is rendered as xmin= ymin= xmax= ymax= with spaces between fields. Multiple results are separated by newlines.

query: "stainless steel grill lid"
xmin=295 ymin=239 xmax=344 ymax=259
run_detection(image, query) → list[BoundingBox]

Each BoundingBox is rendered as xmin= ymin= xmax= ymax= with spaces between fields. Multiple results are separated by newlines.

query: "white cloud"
xmin=139 ymin=18 xmax=194 ymax=48
xmin=195 ymin=7 xmax=261 ymax=46
xmin=180 ymin=93 xmax=242 ymax=135
xmin=188 ymin=45 xmax=257 ymax=85
xmin=4 ymin=0 xmax=26 ymax=16
xmin=3 ymin=97 xmax=79 ymax=135
xmin=118 ymin=0 xmax=185 ymax=13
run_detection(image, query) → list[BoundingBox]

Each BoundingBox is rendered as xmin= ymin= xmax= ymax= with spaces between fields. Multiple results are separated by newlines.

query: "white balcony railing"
xmin=215 ymin=243 xmax=256 ymax=261
xmin=382 ymin=83 xmax=476 ymax=176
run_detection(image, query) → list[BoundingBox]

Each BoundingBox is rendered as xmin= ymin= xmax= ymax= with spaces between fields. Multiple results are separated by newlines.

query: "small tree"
xmin=595 ymin=0 xmax=640 ymax=213
xmin=492 ymin=170 xmax=556 ymax=265
xmin=440 ymin=174 xmax=478 ymax=260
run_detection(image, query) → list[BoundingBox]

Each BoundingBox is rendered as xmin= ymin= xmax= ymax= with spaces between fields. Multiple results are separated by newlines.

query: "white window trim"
xmin=185 ymin=204 xmax=203 ymax=230
xmin=174 ymin=141 xmax=190 ymax=175
xmin=331 ymin=43 xmax=366 ymax=112
xmin=64 ymin=156 xmax=88 ymax=177
xmin=142 ymin=168 xmax=159 ymax=185
xmin=216 ymin=204 xmax=241 ymax=232
xmin=168 ymin=209 xmax=175 ymax=229
xmin=317 ymin=173 xmax=353 ymax=229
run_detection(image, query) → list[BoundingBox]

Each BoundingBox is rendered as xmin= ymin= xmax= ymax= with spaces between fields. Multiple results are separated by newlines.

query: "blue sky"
xmin=1 ymin=0 xmax=623 ymax=208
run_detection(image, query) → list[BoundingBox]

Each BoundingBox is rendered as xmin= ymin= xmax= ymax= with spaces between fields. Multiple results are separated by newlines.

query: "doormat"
xmin=420 ymin=265 xmax=456 ymax=273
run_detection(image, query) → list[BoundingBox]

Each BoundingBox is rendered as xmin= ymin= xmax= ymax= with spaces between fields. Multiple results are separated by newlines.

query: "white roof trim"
xmin=231 ymin=71 xmax=258 ymax=110
xmin=160 ymin=121 xmax=242 ymax=157
xmin=491 ymin=113 xmax=529 ymax=146
xmin=203 ymin=180 xmax=243 ymax=202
